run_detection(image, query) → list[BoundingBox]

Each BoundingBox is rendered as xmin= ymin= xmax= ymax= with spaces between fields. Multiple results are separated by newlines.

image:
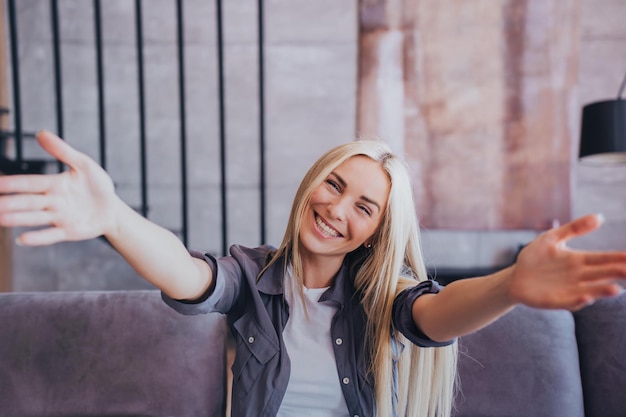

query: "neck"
xmin=300 ymin=253 xmax=344 ymax=288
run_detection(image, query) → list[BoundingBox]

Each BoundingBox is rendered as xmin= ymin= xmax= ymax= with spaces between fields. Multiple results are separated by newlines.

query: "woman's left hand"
xmin=509 ymin=214 xmax=626 ymax=311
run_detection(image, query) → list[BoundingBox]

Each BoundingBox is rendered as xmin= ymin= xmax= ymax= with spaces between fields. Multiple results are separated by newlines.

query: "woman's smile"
xmin=314 ymin=212 xmax=343 ymax=238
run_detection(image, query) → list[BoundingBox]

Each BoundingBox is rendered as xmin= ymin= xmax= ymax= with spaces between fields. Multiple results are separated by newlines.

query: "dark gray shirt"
xmin=162 ymin=245 xmax=452 ymax=417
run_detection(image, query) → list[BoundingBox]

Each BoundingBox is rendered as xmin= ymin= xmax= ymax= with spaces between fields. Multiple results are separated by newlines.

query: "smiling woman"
xmin=255 ymin=140 xmax=458 ymax=417
xmin=1 ymin=131 xmax=626 ymax=417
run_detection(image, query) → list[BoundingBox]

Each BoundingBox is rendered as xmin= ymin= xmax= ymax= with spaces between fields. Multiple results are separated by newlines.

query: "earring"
xmin=365 ymin=243 xmax=372 ymax=249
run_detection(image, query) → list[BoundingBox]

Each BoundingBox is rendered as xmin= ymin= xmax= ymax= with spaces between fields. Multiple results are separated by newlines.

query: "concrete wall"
xmin=399 ymin=0 xmax=626 ymax=270
xmin=4 ymin=0 xmax=626 ymax=291
xmin=8 ymin=0 xmax=358 ymax=290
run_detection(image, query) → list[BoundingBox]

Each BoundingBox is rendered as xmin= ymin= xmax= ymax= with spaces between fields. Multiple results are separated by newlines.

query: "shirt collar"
xmin=256 ymin=254 xmax=287 ymax=295
xmin=318 ymin=262 xmax=351 ymax=306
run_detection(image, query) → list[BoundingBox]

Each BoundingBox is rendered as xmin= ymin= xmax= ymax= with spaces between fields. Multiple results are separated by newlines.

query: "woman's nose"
xmin=328 ymin=198 xmax=347 ymax=221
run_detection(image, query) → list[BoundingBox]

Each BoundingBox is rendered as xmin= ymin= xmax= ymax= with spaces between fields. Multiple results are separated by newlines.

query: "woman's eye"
xmin=326 ymin=179 xmax=340 ymax=191
xmin=358 ymin=205 xmax=372 ymax=216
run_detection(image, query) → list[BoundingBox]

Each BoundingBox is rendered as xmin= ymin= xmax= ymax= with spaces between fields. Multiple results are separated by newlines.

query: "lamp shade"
xmin=579 ymin=99 xmax=626 ymax=163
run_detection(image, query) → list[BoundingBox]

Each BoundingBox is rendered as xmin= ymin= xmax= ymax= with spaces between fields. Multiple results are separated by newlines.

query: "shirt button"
xmin=248 ymin=336 xmax=255 ymax=343
xmin=342 ymin=377 xmax=350 ymax=385
xmin=335 ymin=338 xmax=343 ymax=345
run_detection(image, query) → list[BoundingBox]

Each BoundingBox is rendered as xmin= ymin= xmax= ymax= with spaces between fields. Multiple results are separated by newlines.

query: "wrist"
xmin=502 ymin=264 xmax=524 ymax=307
xmin=102 ymin=195 xmax=132 ymax=240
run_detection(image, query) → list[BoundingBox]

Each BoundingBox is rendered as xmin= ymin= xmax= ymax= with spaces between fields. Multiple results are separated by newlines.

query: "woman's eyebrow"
xmin=332 ymin=172 xmax=381 ymax=212
xmin=330 ymin=171 xmax=346 ymax=188
xmin=362 ymin=196 xmax=381 ymax=211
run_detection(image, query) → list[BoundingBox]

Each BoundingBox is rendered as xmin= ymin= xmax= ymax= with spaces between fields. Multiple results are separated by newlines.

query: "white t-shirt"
xmin=276 ymin=267 xmax=350 ymax=416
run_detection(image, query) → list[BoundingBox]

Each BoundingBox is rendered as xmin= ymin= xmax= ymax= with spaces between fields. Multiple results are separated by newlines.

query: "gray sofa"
xmin=0 ymin=289 xmax=624 ymax=417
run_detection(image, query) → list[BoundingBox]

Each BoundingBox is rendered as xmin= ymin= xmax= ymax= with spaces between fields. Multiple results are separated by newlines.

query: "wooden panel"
xmin=358 ymin=0 xmax=578 ymax=230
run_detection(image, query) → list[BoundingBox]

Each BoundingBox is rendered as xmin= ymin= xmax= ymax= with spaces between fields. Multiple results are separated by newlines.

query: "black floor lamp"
xmin=579 ymin=72 xmax=626 ymax=164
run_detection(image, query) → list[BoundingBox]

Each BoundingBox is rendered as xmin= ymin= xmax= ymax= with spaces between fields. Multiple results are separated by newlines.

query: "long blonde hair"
xmin=266 ymin=140 xmax=458 ymax=417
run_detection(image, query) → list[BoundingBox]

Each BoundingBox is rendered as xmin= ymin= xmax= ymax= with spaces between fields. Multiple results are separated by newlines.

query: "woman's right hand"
xmin=1 ymin=130 xmax=213 ymax=299
xmin=0 ymin=130 xmax=122 ymax=246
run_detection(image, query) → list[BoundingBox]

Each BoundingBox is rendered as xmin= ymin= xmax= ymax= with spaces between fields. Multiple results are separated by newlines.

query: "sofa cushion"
xmin=574 ymin=294 xmax=626 ymax=417
xmin=0 ymin=290 xmax=227 ymax=417
xmin=454 ymin=305 xmax=584 ymax=417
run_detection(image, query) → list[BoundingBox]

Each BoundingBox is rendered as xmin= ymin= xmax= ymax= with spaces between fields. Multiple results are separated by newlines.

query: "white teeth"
xmin=315 ymin=215 xmax=340 ymax=237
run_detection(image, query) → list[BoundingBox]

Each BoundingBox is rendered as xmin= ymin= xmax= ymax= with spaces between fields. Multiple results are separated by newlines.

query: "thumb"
xmin=548 ymin=213 xmax=605 ymax=246
xmin=36 ymin=130 xmax=89 ymax=171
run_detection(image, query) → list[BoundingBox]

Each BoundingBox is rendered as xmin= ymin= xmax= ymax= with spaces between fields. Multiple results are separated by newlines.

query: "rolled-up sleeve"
xmin=392 ymin=280 xmax=455 ymax=347
xmin=161 ymin=250 xmax=243 ymax=315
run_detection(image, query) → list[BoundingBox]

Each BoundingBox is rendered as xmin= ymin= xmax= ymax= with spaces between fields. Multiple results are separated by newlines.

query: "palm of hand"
xmin=0 ymin=131 xmax=120 ymax=246
xmin=509 ymin=216 xmax=625 ymax=311
xmin=45 ymin=162 xmax=117 ymax=242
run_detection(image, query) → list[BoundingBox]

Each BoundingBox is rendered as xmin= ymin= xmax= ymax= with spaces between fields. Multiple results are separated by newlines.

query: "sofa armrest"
xmin=574 ymin=294 xmax=626 ymax=417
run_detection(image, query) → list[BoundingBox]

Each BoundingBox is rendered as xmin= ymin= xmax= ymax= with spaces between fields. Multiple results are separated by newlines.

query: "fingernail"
xmin=595 ymin=213 xmax=605 ymax=224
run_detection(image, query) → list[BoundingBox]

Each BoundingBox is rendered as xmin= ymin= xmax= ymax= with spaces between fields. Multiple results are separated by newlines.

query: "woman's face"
xmin=299 ymin=155 xmax=391 ymax=263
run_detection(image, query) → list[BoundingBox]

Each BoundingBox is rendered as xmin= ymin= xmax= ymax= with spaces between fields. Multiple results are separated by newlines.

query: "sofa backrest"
xmin=0 ymin=290 xmax=228 ymax=417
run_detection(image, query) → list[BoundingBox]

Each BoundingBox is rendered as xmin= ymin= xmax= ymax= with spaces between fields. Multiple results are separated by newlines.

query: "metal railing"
xmin=1 ymin=0 xmax=268 ymax=255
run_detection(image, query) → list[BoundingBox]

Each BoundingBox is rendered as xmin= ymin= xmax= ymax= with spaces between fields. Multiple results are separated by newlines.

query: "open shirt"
xmin=162 ymin=245 xmax=453 ymax=417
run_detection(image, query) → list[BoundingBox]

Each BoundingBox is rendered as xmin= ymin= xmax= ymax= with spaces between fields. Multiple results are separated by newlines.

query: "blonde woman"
xmin=1 ymin=131 xmax=625 ymax=417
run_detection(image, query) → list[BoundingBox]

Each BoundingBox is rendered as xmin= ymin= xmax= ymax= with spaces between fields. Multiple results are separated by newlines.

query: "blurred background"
xmin=1 ymin=0 xmax=625 ymax=292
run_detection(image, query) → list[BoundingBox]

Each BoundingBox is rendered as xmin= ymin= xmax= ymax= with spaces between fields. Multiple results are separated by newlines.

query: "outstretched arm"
xmin=0 ymin=131 xmax=212 ymax=300
xmin=412 ymin=214 xmax=626 ymax=342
